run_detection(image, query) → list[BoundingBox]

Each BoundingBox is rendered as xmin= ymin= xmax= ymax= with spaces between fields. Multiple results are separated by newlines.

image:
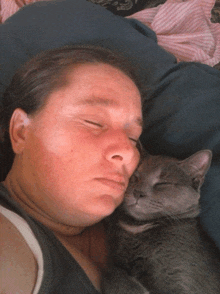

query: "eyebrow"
xmin=76 ymin=97 xmax=119 ymax=106
xmin=76 ymin=97 xmax=143 ymax=127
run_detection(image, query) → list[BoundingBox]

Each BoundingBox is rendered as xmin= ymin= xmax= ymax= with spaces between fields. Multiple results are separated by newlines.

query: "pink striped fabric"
xmin=0 ymin=0 xmax=51 ymax=23
xmin=127 ymin=0 xmax=220 ymax=66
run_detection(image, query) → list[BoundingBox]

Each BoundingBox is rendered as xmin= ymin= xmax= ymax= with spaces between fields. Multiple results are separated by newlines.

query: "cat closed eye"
xmin=154 ymin=182 xmax=173 ymax=189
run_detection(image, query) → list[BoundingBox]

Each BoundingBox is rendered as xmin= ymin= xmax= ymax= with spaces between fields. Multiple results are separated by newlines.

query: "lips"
xmin=95 ymin=177 xmax=127 ymax=192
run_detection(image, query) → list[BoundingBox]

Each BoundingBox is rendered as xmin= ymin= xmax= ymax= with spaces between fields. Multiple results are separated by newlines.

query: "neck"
xmin=3 ymin=173 xmax=85 ymax=236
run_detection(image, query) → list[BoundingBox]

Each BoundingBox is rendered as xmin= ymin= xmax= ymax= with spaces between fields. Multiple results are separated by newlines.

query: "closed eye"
xmin=129 ymin=137 xmax=138 ymax=143
xmin=84 ymin=120 xmax=103 ymax=128
xmin=129 ymin=137 xmax=141 ymax=148
xmin=154 ymin=182 xmax=173 ymax=189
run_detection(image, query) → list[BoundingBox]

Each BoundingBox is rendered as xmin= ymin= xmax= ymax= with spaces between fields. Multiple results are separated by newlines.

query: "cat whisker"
xmin=162 ymin=211 xmax=183 ymax=224
xmin=149 ymin=200 xmax=163 ymax=209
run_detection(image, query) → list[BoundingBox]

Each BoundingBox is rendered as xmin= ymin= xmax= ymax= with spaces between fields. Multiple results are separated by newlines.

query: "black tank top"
xmin=0 ymin=183 xmax=100 ymax=294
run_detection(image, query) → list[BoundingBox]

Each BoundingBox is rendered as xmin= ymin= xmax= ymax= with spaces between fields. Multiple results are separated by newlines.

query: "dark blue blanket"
xmin=1 ymin=0 xmax=220 ymax=249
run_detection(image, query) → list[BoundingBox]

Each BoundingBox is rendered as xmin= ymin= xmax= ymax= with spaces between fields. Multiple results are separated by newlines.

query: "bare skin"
xmin=1 ymin=63 xmax=142 ymax=293
xmin=0 ymin=213 xmax=37 ymax=294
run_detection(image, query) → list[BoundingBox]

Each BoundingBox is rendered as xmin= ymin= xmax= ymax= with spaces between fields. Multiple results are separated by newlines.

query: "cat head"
xmin=121 ymin=150 xmax=212 ymax=223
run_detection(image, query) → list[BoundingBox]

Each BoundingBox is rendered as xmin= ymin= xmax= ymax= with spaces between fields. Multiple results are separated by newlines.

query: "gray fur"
xmin=102 ymin=150 xmax=220 ymax=294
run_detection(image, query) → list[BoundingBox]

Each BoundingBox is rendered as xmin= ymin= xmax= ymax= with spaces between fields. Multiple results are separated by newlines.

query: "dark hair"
xmin=0 ymin=45 xmax=143 ymax=180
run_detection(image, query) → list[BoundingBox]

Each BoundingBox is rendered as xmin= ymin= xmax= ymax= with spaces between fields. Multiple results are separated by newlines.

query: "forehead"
xmin=43 ymin=63 xmax=142 ymax=115
xmin=64 ymin=62 xmax=140 ymax=95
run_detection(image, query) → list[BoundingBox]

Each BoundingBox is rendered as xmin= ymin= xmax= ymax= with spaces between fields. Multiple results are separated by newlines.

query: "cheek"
xmin=129 ymin=150 xmax=141 ymax=176
xmin=27 ymin=130 xmax=100 ymax=181
xmin=39 ymin=129 xmax=74 ymax=155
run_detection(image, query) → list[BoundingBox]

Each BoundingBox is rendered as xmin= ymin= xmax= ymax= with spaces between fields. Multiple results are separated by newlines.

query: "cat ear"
xmin=178 ymin=150 xmax=212 ymax=190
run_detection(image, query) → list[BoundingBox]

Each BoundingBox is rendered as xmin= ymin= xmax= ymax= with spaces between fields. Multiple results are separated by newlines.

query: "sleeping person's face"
xmin=9 ymin=63 xmax=143 ymax=229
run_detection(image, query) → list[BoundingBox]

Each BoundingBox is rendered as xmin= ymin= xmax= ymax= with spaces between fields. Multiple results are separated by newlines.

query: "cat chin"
xmin=118 ymin=220 xmax=159 ymax=234
xmin=124 ymin=206 xmax=163 ymax=222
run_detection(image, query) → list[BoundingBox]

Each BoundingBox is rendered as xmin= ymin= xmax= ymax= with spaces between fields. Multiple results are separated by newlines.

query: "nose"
xmin=130 ymin=170 xmax=140 ymax=184
xmin=133 ymin=189 xmax=145 ymax=200
xmin=105 ymin=130 xmax=139 ymax=170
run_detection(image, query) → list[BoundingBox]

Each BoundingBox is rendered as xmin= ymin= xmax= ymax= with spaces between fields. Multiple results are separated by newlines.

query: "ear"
xmin=179 ymin=150 xmax=212 ymax=190
xmin=9 ymin=108 xmax=30 ymax=154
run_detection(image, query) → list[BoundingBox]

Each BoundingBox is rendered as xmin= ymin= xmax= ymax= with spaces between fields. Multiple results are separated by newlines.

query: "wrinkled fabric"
xmin=127 ymin=0 xmax=220 ymax=66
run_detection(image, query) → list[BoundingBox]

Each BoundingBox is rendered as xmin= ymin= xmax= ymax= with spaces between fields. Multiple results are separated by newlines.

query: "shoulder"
xmin=0 ymin=212 xmax=38 ymax=294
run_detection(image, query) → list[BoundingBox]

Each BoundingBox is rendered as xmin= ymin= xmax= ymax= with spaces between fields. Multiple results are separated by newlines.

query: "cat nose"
xmin=133 ymin=189 xmax=145 ymax=200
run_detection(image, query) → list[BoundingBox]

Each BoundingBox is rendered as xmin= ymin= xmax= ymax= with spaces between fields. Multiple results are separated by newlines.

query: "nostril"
xmin=111 ymin=154 xmax=123 ymax=161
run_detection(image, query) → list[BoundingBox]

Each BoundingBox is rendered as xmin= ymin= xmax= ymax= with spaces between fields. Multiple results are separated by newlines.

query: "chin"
xmin=93 ymin=194 xmax=120 ymax=217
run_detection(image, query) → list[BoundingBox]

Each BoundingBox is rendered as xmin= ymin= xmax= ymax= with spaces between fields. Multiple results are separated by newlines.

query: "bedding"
xmin=1 ymin=0 xmax=219 ymax=21
xmin=87 ymin=0 xmax=165 ymax=16
xmin=1 ymin=0 xmax=220 ymax=68
xmin=127 ymin=0 xmax=220 ymax=66
xmin=0 ymin=0 xmax=220 ymax=252
xmin=0 ymin=0 xmax=166 ymax=20
xmin=212 ymin=0 xmax=220 ymax=23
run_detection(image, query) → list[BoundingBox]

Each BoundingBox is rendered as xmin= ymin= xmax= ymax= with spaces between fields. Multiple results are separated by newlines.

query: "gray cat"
xmin=102 ymin=150 xmax=220 ymax=294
